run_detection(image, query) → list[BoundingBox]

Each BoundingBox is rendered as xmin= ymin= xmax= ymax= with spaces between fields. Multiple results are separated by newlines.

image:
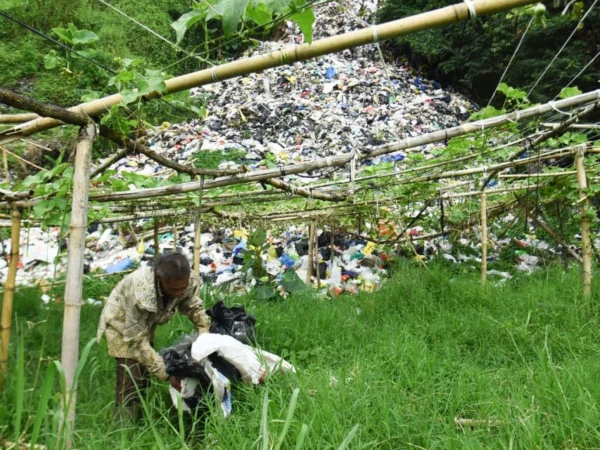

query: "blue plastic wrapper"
xmin=325 ymin=66 xmax=337 ymax=80
xmin=279 ymin=253 xmax=296 ymax=268
xmin=104 ymin=257 xmax=134 ymax=274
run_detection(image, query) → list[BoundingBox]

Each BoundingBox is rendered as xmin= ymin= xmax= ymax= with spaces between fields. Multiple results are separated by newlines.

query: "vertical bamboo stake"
xmin=481 ymin=192 xmax=487 ymax=286
xmin=193 ymin=176 xmax=205 ymax=275
xmin=0 ymin=206 xmax=21 ymax=389
xmin=314 ymin=223 xmax=321 ymax=289
xmin=193 ymin=218 xmax=202 ymax=274
xmin=306 ymin=222 xmax=315 ymax=285
xmin=172 ymin=224 xmax=178 ymax=251
xmin=2 ymin=148 xmax=9 ymax=183
xmin=154 ymin=219 xmax=160 ymax=256
xmin=575 ymin=148 xmax=592 ymax=297
xmin=60 ymin=123 xmax=95 ymax=443
xmin=330 ymin=223 xmax=335 ymax=267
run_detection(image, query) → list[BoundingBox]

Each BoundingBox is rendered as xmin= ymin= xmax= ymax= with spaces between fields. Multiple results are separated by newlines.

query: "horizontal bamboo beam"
xmin=498 ymin=171 xmax=577 ymax=178
xmin=0 ymin=0 xmax=539 ymax=145
xmin=90 ymin=153 xmax=354 ymax=202
xmin=541 ymin=122 xmax=600 ymax=130
xmin=480 ymin=100 xmax=600 ymax=189
xmin=87 ymin=95 xmax=600 ymax=204
xmin=0 ymin=114 xmax=38 ymax=124
xmin=442 ymin=184 xmax=537 ymax=199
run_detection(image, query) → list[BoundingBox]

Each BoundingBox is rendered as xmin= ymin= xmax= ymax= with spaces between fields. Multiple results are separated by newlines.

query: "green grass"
xmin=1 ymin=263 xmax=600 ymax=449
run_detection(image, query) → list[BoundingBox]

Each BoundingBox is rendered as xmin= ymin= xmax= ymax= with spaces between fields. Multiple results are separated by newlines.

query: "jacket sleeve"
xmin=178 ymin=272 xmax=211 ymax=333
xmin=133 ymin=336 xmax=169 ymax=381
xmin=178 ymin=294 xmax=211 ymax=334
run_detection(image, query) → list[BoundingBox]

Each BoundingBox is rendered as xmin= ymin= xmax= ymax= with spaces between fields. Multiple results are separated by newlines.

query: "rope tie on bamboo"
xmin=463 ymin=0 xmax=477 ymax=19
xmin=371 ymin=27 xmax=380 ymax=43
xmin=549 ymin=101 xmax=571 ymax=117
xmin=507 ymin=110 xmax=522 ymax=124
xmin=210 ymin=68 xmax=219 ymax=82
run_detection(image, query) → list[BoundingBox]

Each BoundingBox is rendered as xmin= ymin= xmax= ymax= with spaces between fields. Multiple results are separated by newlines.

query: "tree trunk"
xmin=60 ymin=123 xmax=95 ymax=445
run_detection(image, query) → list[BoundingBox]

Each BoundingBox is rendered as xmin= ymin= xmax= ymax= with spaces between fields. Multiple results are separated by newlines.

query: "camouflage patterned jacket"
xmin=97 ymin=266 xmax=210 ymax=380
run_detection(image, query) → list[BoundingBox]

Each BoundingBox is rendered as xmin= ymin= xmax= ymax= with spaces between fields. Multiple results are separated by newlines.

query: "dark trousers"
xmin=115 ymin=358 xmax=151 ymax=420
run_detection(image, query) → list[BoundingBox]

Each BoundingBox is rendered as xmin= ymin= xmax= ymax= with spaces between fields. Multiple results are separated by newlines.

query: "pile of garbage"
xmin=0 ymin=1 xmax=584 ymax=296
xmin=97 ymin=1 xmax=475 ymax=178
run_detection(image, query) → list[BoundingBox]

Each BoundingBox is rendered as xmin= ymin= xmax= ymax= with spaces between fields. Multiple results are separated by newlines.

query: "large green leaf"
xmin=214 ymin=0 xmax=250 ymax=36
xmin=263 ymin=0 xmax=290 ymax=15
xmin=171 ymin=10 xmax=205 ymax=44
xmin=290 ymin=0 xmax=314 ymax=43
xmin=71 ymin=29 xmax=99 ymax=45
xmin=280 ymin=270 xmax=308 ymax=293
xmin=249 ymin=228 xmax=267 ymax=247
xmin=256 ymin=284 xmax=276 ymax=299
xmin=51 ymin=27 xmax=73 ymax=45
xmin=558 ymin=86 xmax=582 ymax=99
xmin=44 ymin=51 xmax=62 ymax=70
xmin=246 ymin=1 xmax=272 ymax=26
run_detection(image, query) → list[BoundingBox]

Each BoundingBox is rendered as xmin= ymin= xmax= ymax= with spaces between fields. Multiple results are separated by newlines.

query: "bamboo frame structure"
xmin=481 ymin=192 xmax=487 ymax=286
xmin=0 ymin=206 xmax=21 ymax=389
xmin=0 ymin=0 xmax=540 ymax=146
xmin=575 ymin=148 xmax=592 ymax=297
xmin=60 ymin=124 xmax=95 ymax=441
xmin=306 ymin=222 xmax=315 ymax=285
xmin=193 ymin=177 xmax=205 ymax=275
xmin=154 ymin=219 xmax=160 ymax=256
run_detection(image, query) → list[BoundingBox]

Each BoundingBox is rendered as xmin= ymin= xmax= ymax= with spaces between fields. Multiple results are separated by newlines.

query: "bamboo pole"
xmin=480 ymin=100 xmax=600 ymax=189
xmin=0 ymin=0 xmax=540 ymax=144
xmin=193 ymin=177 xmax=205 ymax=275
xmin=2 ymin=148 xmax=8 ymax=183
xmin=60 ymin=123 xmax=95 ymax=442
xmin=481 ymin=192 xmax=487 ymax=286
xmin=88 ymin=121 xmax=592 ymax=204
xmin=0 ymin=113 xmax=38 ymax=124
xmin=314 ymin=223 xmax=320 ymax=289
xmin=529 ymin=210 xmax=582 ymax=263
xmin=306 ymin=222 xmax=315 ymax=285
xmin=498 ymin=171 xmax=577 ymax=178
xmin=542 ymin=123 xmax=600 ymax=130
xmin=154 ymin=219 xmax=160 ymax=256
xmin=575 ymin=148 xmax=592 ymax=297
xmin=330 ymin=223 xmax=335 ymax=268
xmin=172 ymin=224 xmax=178 ymax=250
xmin=0 ymin=207 xmax=21 ymax=389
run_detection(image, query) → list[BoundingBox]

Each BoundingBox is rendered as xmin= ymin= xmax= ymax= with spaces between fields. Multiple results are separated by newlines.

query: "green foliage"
xmin=377 ymin=0 xmax=600 ymax=104
xmin=173 ymin=0 xmax=315 ymax=45
xmin=4 ymin=265 xmax=600 ymax=447
xmin=193 ymin=149 xmax=247 ymax=169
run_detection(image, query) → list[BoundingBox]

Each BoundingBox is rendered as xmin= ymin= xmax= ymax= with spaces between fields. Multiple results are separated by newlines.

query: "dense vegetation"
xmin=2 ymin=263 xmax=600 ymax=448
xmin=378 ymin=0 xmax=600 ymax=104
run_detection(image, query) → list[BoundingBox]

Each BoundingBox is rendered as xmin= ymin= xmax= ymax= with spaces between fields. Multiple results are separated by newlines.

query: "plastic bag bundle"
xmin=206 ymin=300 xmax=256 ymax=344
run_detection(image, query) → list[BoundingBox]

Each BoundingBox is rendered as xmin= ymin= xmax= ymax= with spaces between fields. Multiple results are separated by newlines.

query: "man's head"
xmin=155 ymin=252 xmax=191 ymax=300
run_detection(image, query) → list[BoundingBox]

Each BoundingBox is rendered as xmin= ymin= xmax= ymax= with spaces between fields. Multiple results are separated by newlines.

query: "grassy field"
xmin=1 ymin=263 xmax=600 ymax=449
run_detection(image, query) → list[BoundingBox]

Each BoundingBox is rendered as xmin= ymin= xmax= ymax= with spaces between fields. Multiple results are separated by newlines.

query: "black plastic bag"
xmin=159 ymin=332 xmax=209 ymax=379
xmin=206 ymin=301 xmax=256 ymax=344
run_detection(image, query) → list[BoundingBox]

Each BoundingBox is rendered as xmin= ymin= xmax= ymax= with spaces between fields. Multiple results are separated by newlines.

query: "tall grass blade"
xmin=337 ymin=424 xmax=359 ymax=450
xmin=123 ymin=365 xmax=167 ymax=450
xmin=294 ymin=423 xmax=309 ymax=450
xmin=274 ymin=388 xmax=300 ymax=450
xmin=261 ymin=390 xmax=270 ymax=450
xmin=14 ymin=328 xmax=25 ymax=444
xmin=30 ymin=363 xmax=56 ymax=448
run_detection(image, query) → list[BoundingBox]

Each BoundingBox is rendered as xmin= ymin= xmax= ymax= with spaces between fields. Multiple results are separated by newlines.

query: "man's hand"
xmin=169 ymin=376 xmax=182 ymax=392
